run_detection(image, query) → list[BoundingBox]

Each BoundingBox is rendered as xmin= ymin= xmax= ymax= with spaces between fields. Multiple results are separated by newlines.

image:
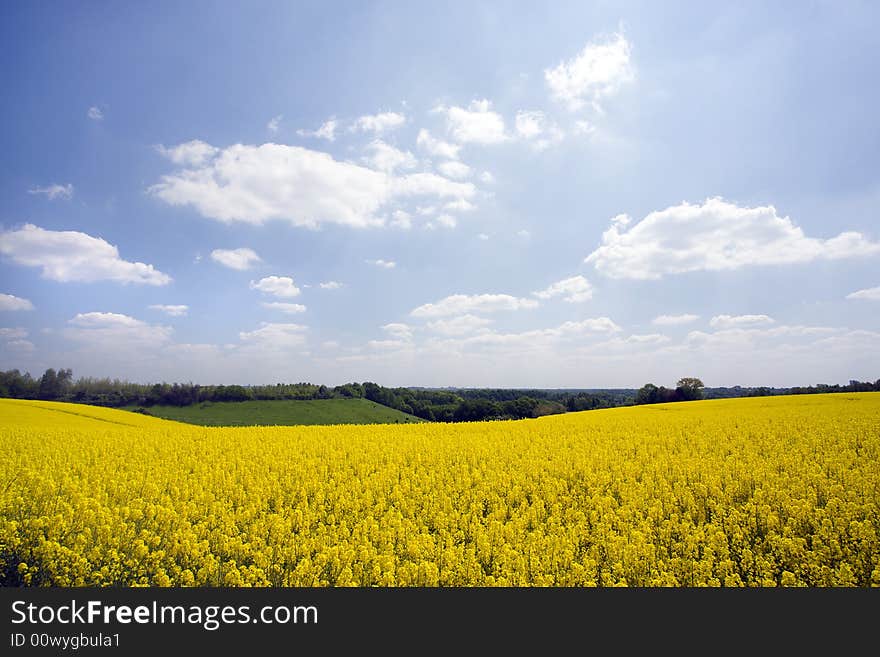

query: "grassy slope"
xmin=123 ymin=397 xmax=425 ymax=426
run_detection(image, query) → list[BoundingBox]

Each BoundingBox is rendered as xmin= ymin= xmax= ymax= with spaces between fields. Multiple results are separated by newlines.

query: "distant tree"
xmin=635 ymin=383 xmax=660 ymax=405
xmin=675 ymin=377 xmax=705 ymax=401
xmin=38 ymin=368 xmax=72 ymax=400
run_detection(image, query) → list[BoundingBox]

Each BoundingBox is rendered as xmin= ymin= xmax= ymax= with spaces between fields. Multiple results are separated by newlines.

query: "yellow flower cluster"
xmin=1 ymin=394 xmax=878 ymax=586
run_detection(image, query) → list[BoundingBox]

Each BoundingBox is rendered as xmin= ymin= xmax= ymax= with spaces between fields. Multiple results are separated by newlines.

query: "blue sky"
xmin=1 ymin=1 xmax=878 ymax=387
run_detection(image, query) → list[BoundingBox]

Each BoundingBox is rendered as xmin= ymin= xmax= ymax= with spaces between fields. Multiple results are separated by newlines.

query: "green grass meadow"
xmin=125 ymin=397 xmax=425 ymax=427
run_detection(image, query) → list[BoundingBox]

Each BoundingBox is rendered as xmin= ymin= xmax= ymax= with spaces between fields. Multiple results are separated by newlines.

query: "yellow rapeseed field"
xmin=1 ymin=394 xmax=878 ymax=587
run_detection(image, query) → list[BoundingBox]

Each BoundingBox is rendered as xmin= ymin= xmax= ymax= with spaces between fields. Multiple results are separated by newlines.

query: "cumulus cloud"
xmin=250 ymin=276 xmax=301 ymax=298
xmin=447 ymin=199 xmax=476 ymax=213
xmin=434 ymin=214 xmax=457 ymax=229
xmin=351 ymin=112 xmax=406 ymax=134
xmin=4 ymin=339 xmax=34 ymax=353
xmin=428 ymin=317 xmax=621 ymax=355
xmin=586 ymin=198 xmax=880 ymax=279
xmin=532 ymin=275 xmax=593 ymax=303
xmin=426 ymin=314 xmax=492 ymax=336
xmin=87 ymin=106 xmax=104 ymax=121
xmin=297 ymin=119 xmax=338 ymax=141
xmin=267 ymin=115 xmax=282 ymax=133
xmin=0 ymin=224 xmax=171 ymax=285
xmin=366 ymin=259 xmax=396 ymax=269
xmin=515 ymin=110 xmax=564 ymax=150
xmin=149 ymin=304 xmax=189 ymax=317
xmin=210 ymin=247 xmax=263 ymax=270
xmin=684 ymin=324 xmax=843 ymax=353
xmin=390 ymin=210 xmax=412 ymax=229
xmin=156 ymin=140 xmax=219 ymax=167
xmin=435 ymin=99 xmax=507 ymax=144
xmin=709 ymin=314 xmax=775 ymax=329
xmin=846 ymin=286 xmax=880 ymax=301
xmin=545 ymin=32 xmax=634 ymax=111
xmin=319 ymin=281 xmax=343 ymax=289
xmin=437 ymin=161 xmax=472 ymax=180
xmin=150 ymin=142 xmax=475 ymax=229
xmin=480 ymin=171 xmax=496 ymax=184
xmin=28 ymin=183 xmax=73 ymax=200
xmin=0 ymin=327 xmax=28 ymax=339
xmin=416 ymin=129 xmax=461 ymax=160
xmin=0 ymin=293 xmax=34 ymax=311
xmin=65 ymin=312 xmax=173 ymax=349
xmin=239 ymin=322 xmax=307 ymax=348
xmin=652 ymin=314 xmax=700 ymax=326
xmin=261 ymin=302 xmax=307 ymax=314
xmin=362 ymin=140 xmax=417 ymax=172
xmin=382 ymin=323 xmax=413 ymax=340
xmin=411 ymin=293 xmax=539 ymax=318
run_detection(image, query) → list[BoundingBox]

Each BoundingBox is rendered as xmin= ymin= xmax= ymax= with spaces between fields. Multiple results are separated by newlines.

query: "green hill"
xmin=124 ymin=398 xmax=425 ymax=427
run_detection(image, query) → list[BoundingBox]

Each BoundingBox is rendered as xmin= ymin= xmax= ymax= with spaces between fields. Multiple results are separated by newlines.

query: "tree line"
xmin=0 ymin=369 xmax=632 ymax=423
xmin=2 ymin=368 xmax=878 ymax=422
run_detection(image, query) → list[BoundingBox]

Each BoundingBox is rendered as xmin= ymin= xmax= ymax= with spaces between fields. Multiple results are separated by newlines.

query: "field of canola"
xmin=1 ymin=394 xmax=878 ymax=587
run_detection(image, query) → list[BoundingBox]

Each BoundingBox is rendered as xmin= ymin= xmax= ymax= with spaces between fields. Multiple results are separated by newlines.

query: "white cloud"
xmin=435 ymin=214 xmax=457 ymax=228
xmin=416 ymin=129 xmax=461 ymax=160
xmin=4 ymin=339 xmax=34 ymax=353
xmin=87 ymin=106 xmax=104 ymax=121
xmin=411 ymin=293 xmax=539 ymax=318
xmin=0 ymin=293 xmax=34 ymax=311
xmin=515 ymin=110 xmax=545 ymax=139
xmin=444 ymin=199 xmax=475 ymax=212
xmin=262 ymin=302 xmax=307 ymax=314
xmin=297 ymin=119 xmax=337 ymax=141
xmin=239 ymin=322 xmax=307 ymax=348
xmin=436 ymin=99 xmax=507 ymax=144
xmin=351 ymin=112 xmax=406 ymax=134
xmin=0 ymin=224 xmax=171 ymax=285
xmin=437 ymin=160 xmax=472 ymax=180
xmin=545 ymin=32 xmax=634 ymax=111
xmin=28 ymin=183 xmax=73 ymax=200
xmin=267 ymin=115 xmax=282 ymax=133
xmin=367 ymin=259 xmax=396 ymax=269
xmin=477 ymin=233 xmax=489 ymax=241
xmin=624 ymin=333 xmax=670 ymax=345
xmin=517 ymin=229 xmax=531 ymax=239
xmin=426 ymin=314 xmax=492 ymax=336
xmin=150 ymin=142 xmax=475 ymax=228
xmin=0 ymin=327 xmax=28 ymax=339
xmin=480 ymin=171 xmax=495 ymax=184
xmin=65 ymin=312 xmax=173 ymax=349
xmin=392 ymin=172 xmax=476 ymax=201
xmin=514 ymin=110 xmax=565 ymax=150
xmin=362 ymin=140 xmax=417 ymax=172
xmin=684 ymin=324 xmax=843 ymax=353
xmin=367 ymin=339 xmax=412 ymax=351
xmin=210 ymin=247 xmax=263 ymax=270
xmin=532 ymin=275 xmax=593 ymax=303
xmin=586 ymin=197 xmax=880 ymax=279
xmin=846 ymin=286 xmax=880 ymax=301
xmin=250 ymin=276 xmax=301 ymax=298
xmin=652 ymin=314 xmax=700 ymax=326
xmin=574 ymin=120 xmax=597 ymax=136
xmin=382 ymin=323 xmax=413 ymax=340
xmin=319 ymin=281 xmax=343 ymax=289
xmin=390 ymin=210 xmax=412 ymax=229
xmin=149 ymin=304 xmax=189 ymax=317
xmin=156 ymin=140 xmax=219 ymax=167
xmin=428 ymin=317 xmax=620 ymax=355
xmin=709 ymin=314 xmax=775 ymax=329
